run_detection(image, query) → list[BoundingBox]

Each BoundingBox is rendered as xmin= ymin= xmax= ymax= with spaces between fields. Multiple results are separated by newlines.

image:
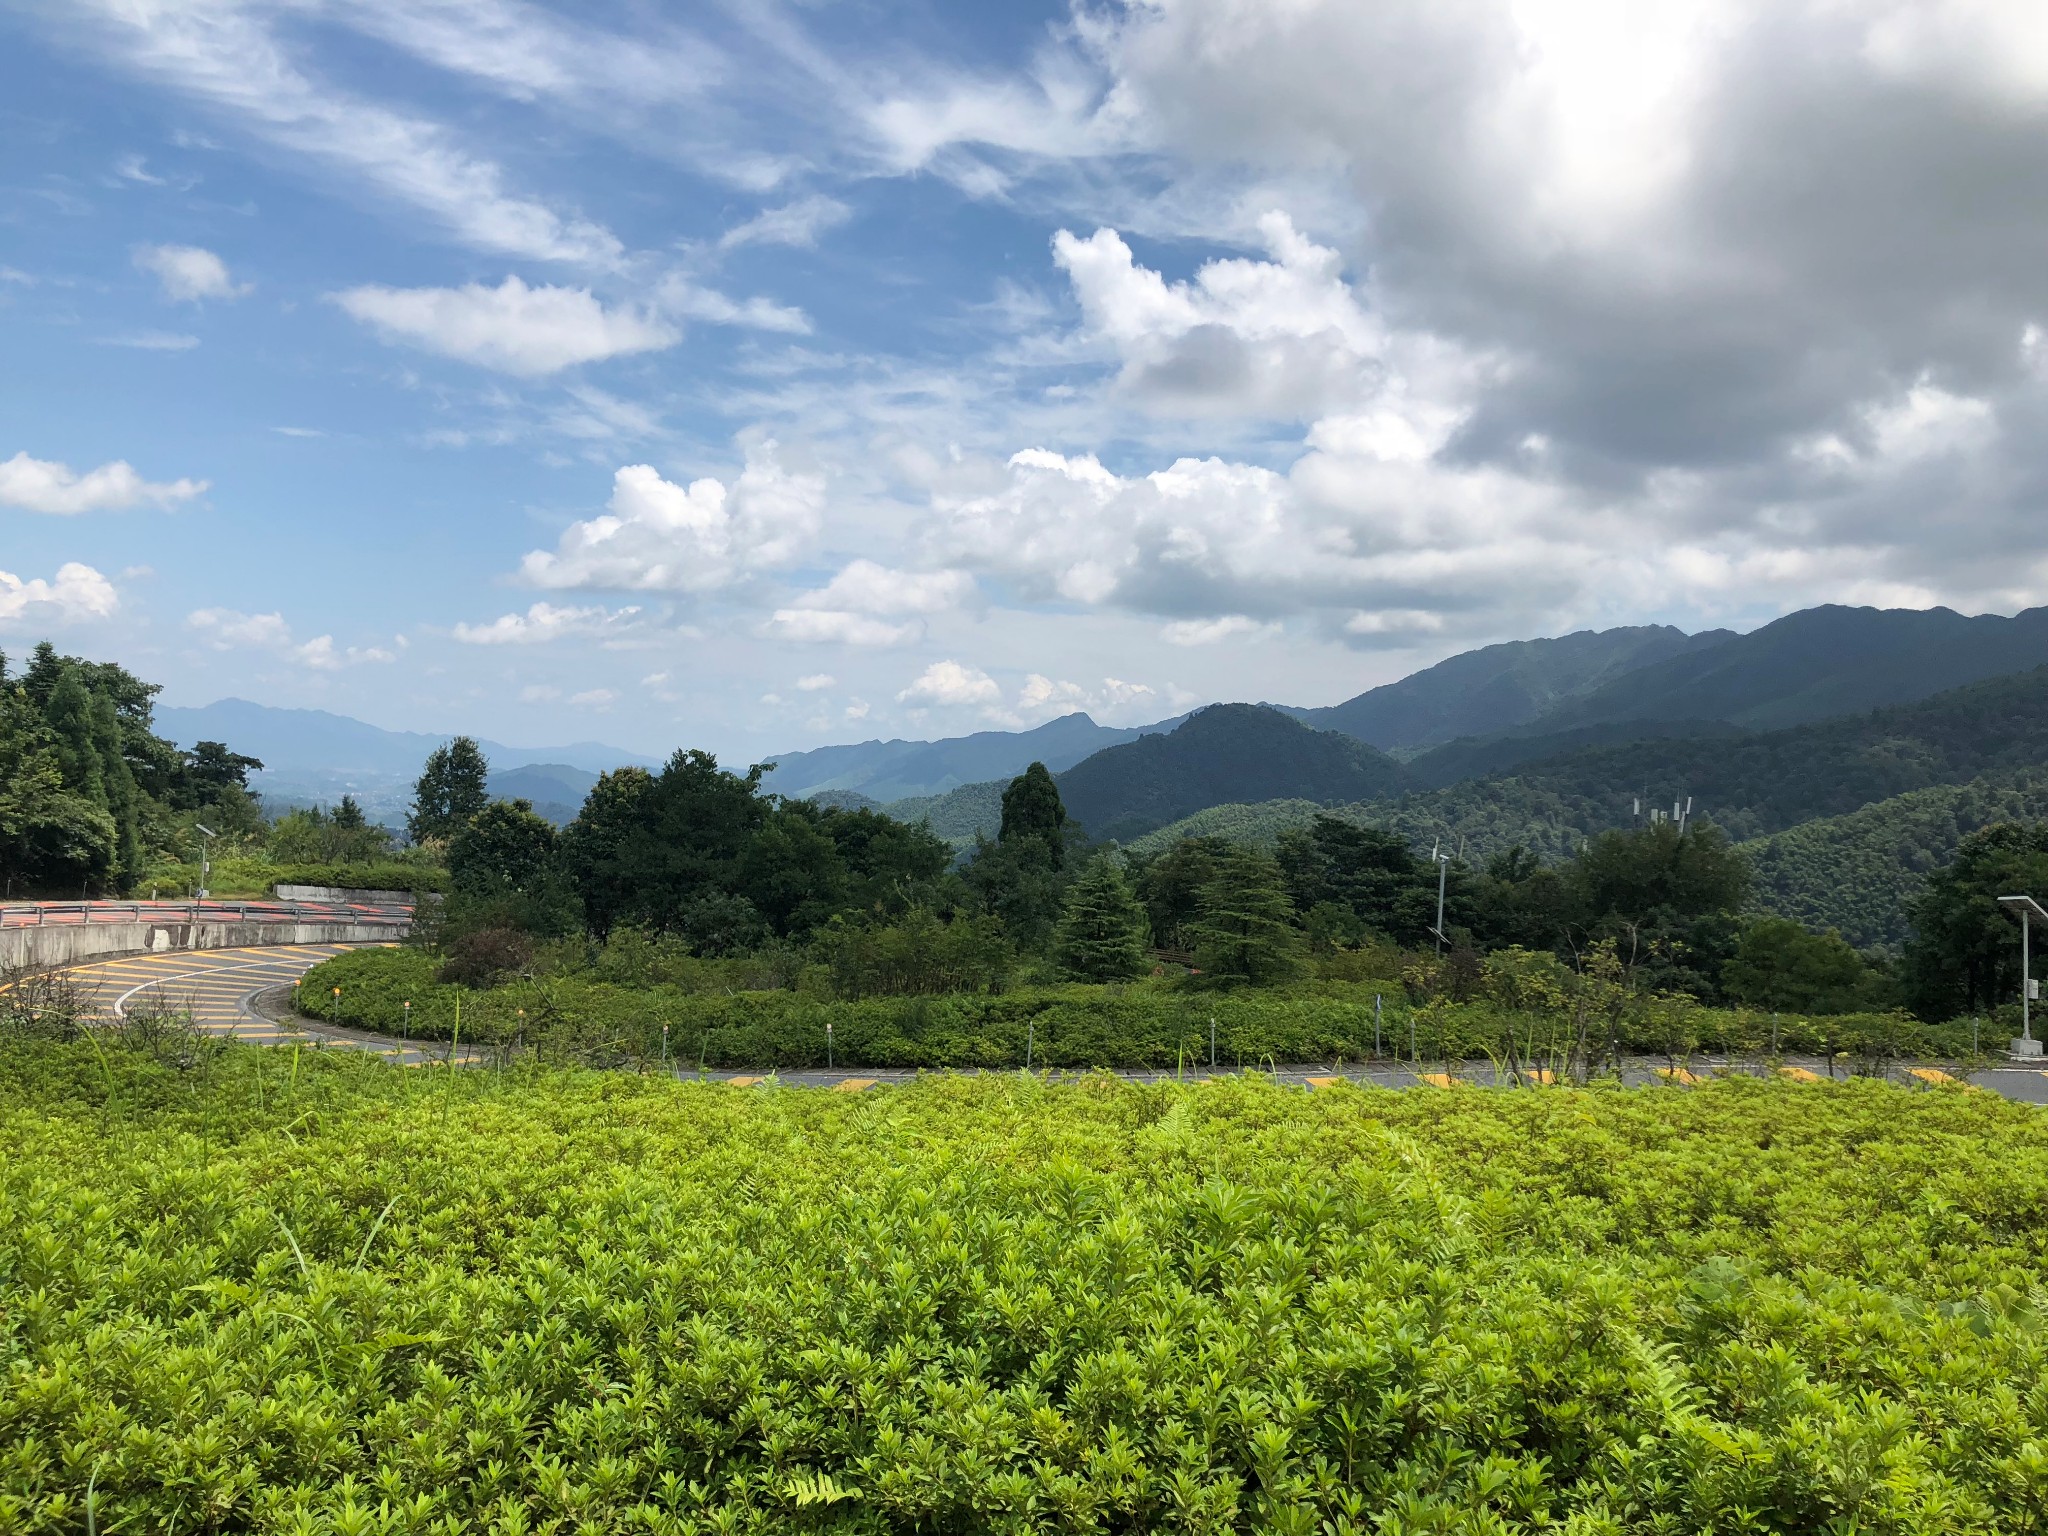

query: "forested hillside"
xmin=1333 ymin=664 xmax=2048 ymax=860
xmin=1291 ymin=624 xmax=1724 ymax=749
xmin=1742 ymin=768 xmax=2048 ymax=948
xmin=1529 ymin=602 xmax=2048 ymax=735
xmin=1057 ymin=704 xmax=1414 ymax=844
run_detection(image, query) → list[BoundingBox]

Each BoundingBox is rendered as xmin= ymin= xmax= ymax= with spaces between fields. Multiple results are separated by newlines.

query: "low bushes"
xmin=298 ymin=946 xmax=1984 ymax=1068
xmin=145 ymin=859 xmax=449 ymax=898
xmin=4 ymin=1052 xmax=2048 ymax=1532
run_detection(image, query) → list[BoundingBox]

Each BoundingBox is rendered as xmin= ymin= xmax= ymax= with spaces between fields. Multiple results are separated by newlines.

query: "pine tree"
xmin=1054 ymin=855 xmax=1149 ymax=981
xmin=1187 ymin=848 xmax=1307 ymax=987
xmin=408 ymin=736 xmax=491 ymax=845
xmin=90 ymin=691 xmax=143 ymax=889
xmin=42 ymin=669 xmax=105 ymax=808
xmin=999 ymin=761 xmax=1068 ymax=869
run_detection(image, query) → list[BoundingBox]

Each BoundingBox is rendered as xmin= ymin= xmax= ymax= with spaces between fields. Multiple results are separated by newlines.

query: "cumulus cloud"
xmin=1052 ymin=213 xmax=1412 ymax=421
xmin=897 ymin=659 xmax=1001 ymax=708
xmin=451 ymin=601 xmax=642 ymax=644
xmin=333 ymin=276 xmax=678 ymax=376
xmin=0 ymin=451 xmax=206 ymax=514
xmin=0 ymin=563 xmax=118 ymax=625
xmin=187 ymin=607 xmax=390 ymax=669
xmin=519 ymin=443 xmax=823 ymax=592
xmin=767 ymin=559 xmax=976 ymax=646
xmin=133 ymin=243 xmax=247 ymax=301
xmin=795 ymin=672 xmax=835 ymax=690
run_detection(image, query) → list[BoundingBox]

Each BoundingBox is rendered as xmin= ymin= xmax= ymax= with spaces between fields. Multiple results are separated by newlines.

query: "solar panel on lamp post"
xmin=1997 ymin=895 xmax=2047 ymax=1059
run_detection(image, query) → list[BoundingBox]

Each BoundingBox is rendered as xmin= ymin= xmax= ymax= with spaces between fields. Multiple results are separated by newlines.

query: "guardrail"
xmin=0 ymin=900 xmax=413 ymax=929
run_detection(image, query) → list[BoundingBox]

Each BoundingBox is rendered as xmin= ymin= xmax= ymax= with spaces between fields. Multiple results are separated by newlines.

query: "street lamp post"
xmin=1997 ymin=895 xmax=2046 ymax=1059
xmin=193 ymin=824 xmax=217 ymax=901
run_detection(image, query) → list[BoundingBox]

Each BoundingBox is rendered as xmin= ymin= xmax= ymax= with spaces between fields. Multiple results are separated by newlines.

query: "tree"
xmin=183 ymin=740 xmax=264 ymax=801
xmin=560 ymin=767 xmax=658 ymax=942
xmin=1054 ymin=856 xmax=1149 ymax=981
xmin=1569 ymin=821 xmax=1752 ymax=926
xmin=0 ymin=686 xmax=113 ymax=894
xmin=408 ymin=737 xmax=490 ymax=845
xmin=1902 ymin=821 xmax=2048 ymax=1020
xmin=1136 ymin=836 xmax=1233 ymax=952
xmin=449 ymin=799 xmax=560 ymax=897
xmin=1186 ymin=848 xmax=1306 ymax=987
xmin=1722 ymin=918 xmax=1878 ymax=1015
xmin=999 ymin=761 xmax=1068 ymax=868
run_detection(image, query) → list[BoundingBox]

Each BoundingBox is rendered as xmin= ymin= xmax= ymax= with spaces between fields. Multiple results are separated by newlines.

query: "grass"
xmin=3 ymin=1041 xmax=2047 ymax=1533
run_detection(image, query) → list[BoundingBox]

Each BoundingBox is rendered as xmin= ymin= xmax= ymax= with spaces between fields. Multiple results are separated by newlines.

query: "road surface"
xmin=40 ymin=941 xmax=457 ymax=1066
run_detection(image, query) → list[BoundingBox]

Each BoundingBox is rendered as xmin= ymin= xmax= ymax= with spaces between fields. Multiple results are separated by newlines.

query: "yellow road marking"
xmin=833 ymin=1077 xmax=880 ymax=1092
xmin=726 ymin=1075 xmax=766 ymax=1088
xmin=1304 ymin=1075 xmax=1344 ymax=1089
xmin=1416 ymin=1071 xmax=1460 ymax=1088
xmin=1656 ymin=1066 xmax=1703 ymax=1085
xmin=1777 ymin=1066 xmax=1823 ymax=1082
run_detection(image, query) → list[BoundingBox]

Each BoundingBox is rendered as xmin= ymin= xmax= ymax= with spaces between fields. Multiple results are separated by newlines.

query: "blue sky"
xmin=7 ymin=0 xmax=2048 ymax=762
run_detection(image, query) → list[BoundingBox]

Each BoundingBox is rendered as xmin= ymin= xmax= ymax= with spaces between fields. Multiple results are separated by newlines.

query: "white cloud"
xmin=568 ymin=687 xmax=617 ymax=708
xmin=1162 ymin=615 xmax=1278 ymax=645
xmin=795 ymin=672 xmax=836 ymax=690
xmin=133 ymin=243 xmax=246 ymax=301
xmin=186 ymin=607 xmax=388 ymax=669
xmin=657 ymin=276 xmax=811 ymax=334
xmin=768 ymin=560 xmax=975 ymax=647
xmin=520 ymin=684 xmax=560 ymax=703
xmin=0 ymin=452 xmax=207 ymax=514
xmin=451 ymin=601 xmax=641 ymax=644
xmin=333 ymin=277 xmax=677 ymax=376
xmin=51 ymin=1 xmax=623 ymax=265
xmin=0 ymin=563 xmax=118 ymax=625
xmin=769 ymin=610 xmax=917 ymax=646
xmin=845 ymin=699 xmax=870 ymax=720
xmin=1052 ymin=213 xmax=1398 ymax=420
xmin=519 ymin=443 xmax=823 ymax=592
xmin=897 ymin=659 xmax=1001 ymax=707
xmin=719 ymin=195 xmax=852 ymax=249
xmin=97 ymin=330 xmax=201 ymax=351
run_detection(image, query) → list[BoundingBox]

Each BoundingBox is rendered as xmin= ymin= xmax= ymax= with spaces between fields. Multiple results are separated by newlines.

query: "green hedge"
xmin=298 ymin=948 xmax=1986 ymax=1068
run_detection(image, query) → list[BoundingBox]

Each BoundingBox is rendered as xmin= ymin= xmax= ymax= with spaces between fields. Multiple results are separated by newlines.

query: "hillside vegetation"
xmin=1742 ymin=768 xmax=2048 ymax=948
xmin=1059 ymin=705 xmax=1413 ymax=844
xmin=1295 ymin=623 xmax=1724 ymax=748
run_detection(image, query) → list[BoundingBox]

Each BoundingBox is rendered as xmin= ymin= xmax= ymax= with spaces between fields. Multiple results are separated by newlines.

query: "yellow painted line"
xmin=1777 ymin=1066 xmax=1823 ymax=1082
xmin=726 ymin=1075 xmax=766 ymax=1088
xmin=833 ymin=1077 xmax=880 ymax=1092
xmin=1907 ymin=1067 xmax=1978 ymax=1091
xmin=1656 ymin=1067 xmax=1703 ymax=1085
xmin=1304 ymin=1075 xmax=1345 ymax=1089
xmin=1416 ymin=1072 xmax=1460 ymax=1088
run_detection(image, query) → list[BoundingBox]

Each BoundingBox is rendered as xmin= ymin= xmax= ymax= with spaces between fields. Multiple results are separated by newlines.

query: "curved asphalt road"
xmin=44 ymin=941 xmax=455 ymax=1065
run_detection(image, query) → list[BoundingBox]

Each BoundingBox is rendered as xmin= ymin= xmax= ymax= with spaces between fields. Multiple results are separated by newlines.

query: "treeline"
xmin=0 ymin=642 xmax=264 ymax=896
xmin=418 ymin=735 xmax=1969 ymax=1024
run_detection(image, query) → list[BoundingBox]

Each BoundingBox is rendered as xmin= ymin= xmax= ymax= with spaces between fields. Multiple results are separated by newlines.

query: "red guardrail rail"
xmin=0 ymin=899 xmax=413 ymax=930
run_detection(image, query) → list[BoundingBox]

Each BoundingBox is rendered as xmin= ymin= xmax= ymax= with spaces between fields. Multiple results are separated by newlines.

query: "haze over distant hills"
xmin=759 ymin=712 xmax=1180 ymax=802
xmin=155 ymin=698 xmax=653 ymax=824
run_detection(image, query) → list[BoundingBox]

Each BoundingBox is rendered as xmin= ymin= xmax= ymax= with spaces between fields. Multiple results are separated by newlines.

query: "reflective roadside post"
xmin=331 ymin=985 xmax=340 ymax=1026
xmin=1998 ymin=895 xmax=2046 ymax=1059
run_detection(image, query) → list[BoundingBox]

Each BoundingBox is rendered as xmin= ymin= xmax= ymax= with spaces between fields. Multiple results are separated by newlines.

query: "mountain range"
xmin=160 ymin=603 xmax=2048 ymax=940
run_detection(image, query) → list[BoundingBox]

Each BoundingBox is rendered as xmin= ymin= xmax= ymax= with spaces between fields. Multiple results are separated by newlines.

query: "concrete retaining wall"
xmin=1 ymin=919 xmax=408 ymax=972
xmin=272 ymin=884 xmax=418 ymax=906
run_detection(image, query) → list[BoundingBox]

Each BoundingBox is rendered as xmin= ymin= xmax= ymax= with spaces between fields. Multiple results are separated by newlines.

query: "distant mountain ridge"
xmin=1290 ymin=625 xmax=1731 ymax=750
xmin=156 ymin=698 xmax=656 ymax=778
xmin=760 ymin=711 xmax=1180 ymax=802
